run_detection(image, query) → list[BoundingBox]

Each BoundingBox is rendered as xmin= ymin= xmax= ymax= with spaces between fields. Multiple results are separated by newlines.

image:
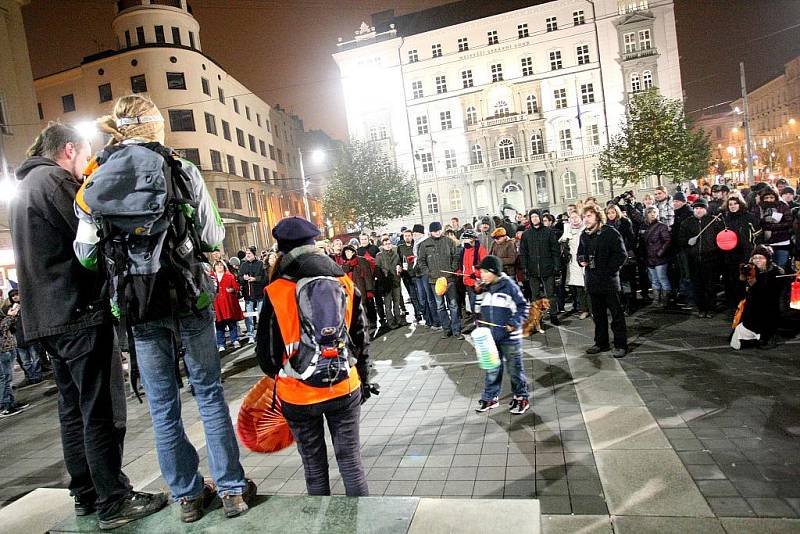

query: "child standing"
xmin=475 ymin=255 xmax=531 ymax=415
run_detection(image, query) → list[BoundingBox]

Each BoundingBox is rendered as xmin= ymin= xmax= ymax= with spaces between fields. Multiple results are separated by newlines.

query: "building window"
xmin=256 ymin=113 xmax=262 ymax=127
xmin=168 ymin=109 xmax=195 ymax=131
xmin=226 ymin=154 xmax=236 ymax=175
xmin=204 ymin=112 xmax=217 ymax=134
xmin=175 ymin=148 xmax=200 ymax=166
xmin=498 ymin=138 xmax=515 ymax=160
xmin=171 ymin=26 xmax=181 ymax=45
xmin=643 ymin=70 xmax=653 ymax=89
xmin=440 ymin=111 xmax=452 ymax=130
xmin=574 ymin=10 xmax=586 ymax=25
xmin=444 ymin=148 xmax=457 ymax=169
xmin=215 ymin=188 xmax=228 ymax=208
xmin=577 ymin=44 xmax=590 ymax=65
xmin=630 ymin=72 xmax=641 ymax=92
xmin=531 ymin=132 xmax=545 ymax=155
xmin=562 ymin=171 xmax=578 ymax=199
xmin=412 ymin=81 xmax=424 ymax=99
xmin=449 ymin=189 xmax=463 ymax=211
xmin=124 ymin=30 xmax=131 ymax=48
xmin=130 ymin=74 xmax=147 ymax=93
xmin=37 ymin=102 xmax=43 ymax=121
xmin=549 ymin=50 xmax=563 ymax=70
xmin=252 ymin=165 xmax=261 ymax=182
xmin=166 ymin=72 xmax=186 ymax=90
xmin=276 ymin=148 xmax=283 ymax=163
xmin=236 ymin=128 xmax=245 ymax=147
xmin=420 ymin=152 xmax=434 ymax=173
xmin=189 ymin=31 xmax=195 ymax=48
xmin=233 ymin=99 xmax=240 ymax=114
xmin=639 ymin=29 xmax=652 ymax=49
xmin=155 ymin=25 xmax=165 ymax=43
xmin=624 ymin=33 xmax=636 ymax=54
xmin=248 ymin=134 xmax=257 ymax=152
xmin=526 ymin=95 xmax=539 ymax=114
xmin=487 ymin=30 xmax=499 ymax=45
xmin=581 ymin=83 xmax=595 ymax=104
xmin=435 ymin=75 xmax=447 ymax=94
xmin=416 ymin=115 xmax=429 ymax=135
xmin=232 ymin=189 xmax=243 ymax=208
xmin=218 ymin=87 xmax=225 ymax=104
xmin=536 ymin=173 xmax=549 ymax=203
xmin=591 ymin=168 xmax=605 ymax=195
xmin=554 ymin=88 xmax=567 ymax=109
xmin=476 ymin=183 xmax=489 ymax=208
xmin=61 ymin=94 xmax=76 ymax=113
xmin=269 ymin=144 xmax=276 ymax=160
xmin=98 ymin=83 xmax=112 ymax=103
xmin=518 ymin=23 xmax=529 ymax=38
xmin=491 ymin=63 xmax=503 ymax=82
xmin=136 ymin=26 xmax=145 ymax=45
xmin=521 ymin=57 xmax=534 ymax=76
xmin=458 ymin=37 xmax=469 ymax=52
xmin=465 ymin=106 xmax=478 ymax=126
xmin=559 ymin=129 xmax=573 ymax=151
xmin=426 ymin=193 xmax=439 ymax=214
xmin=586 ymin=124 xmax=601 ymax=146
xmin=240 ymin=161 xmax=250 ymax=180
xmin=221 ymin=120 xmax=231 ymax=140
xmin=494 ymin=100 xmax=510 ymax=117
xmin=369 ymin=124 xmax=387 ymax=140
xmin=201 ymin=77 xmax=210 ymax=96
xmin=265 ymin=119 xmax=270 ymax=132
xmin=470 ymin=144 xmax=483 ymax=165
xmin=210 ymin=149 xmax=223 ymax=171
xmin=432 ymin=43 xmax=442 ymax=58
xmin=618 ymin=0 xmax=650 ymax=14
xmin=461 ymin=69 xmax=473 ymax=88
xmin=546 ymin=17 xmax=558 ymax=32
xmin=259 ymin=139 xmax=267 ymax=156
xmin=408 ymin=49 xmax=418 ymax=63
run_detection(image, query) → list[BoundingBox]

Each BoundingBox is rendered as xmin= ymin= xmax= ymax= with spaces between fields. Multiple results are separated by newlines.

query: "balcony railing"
xmin=467 ymin=163 xmax=485 ymax=172
xmin=481 ymin=113 xmax=527 ymax=128
xmin=528 ymin=153 xmax=546 ymax=162
xmin=445 ymin=166 xmax=460 ymax=176
xmin=560 ymin=149 xmax=574 ymax=158
xmin=586 ymin=144 xmax=603 ymax=154
xmin=623 ymin=47 xmax=658 ymax=61
xmin=490 ymin=156 xmax=525 ymax=168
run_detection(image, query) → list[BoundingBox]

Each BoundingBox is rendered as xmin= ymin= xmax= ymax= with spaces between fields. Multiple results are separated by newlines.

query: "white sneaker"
xmin=232 ymin=340 xmax=241 ymax=349
xmin=218 ymin=346 xmax=225 ymax=353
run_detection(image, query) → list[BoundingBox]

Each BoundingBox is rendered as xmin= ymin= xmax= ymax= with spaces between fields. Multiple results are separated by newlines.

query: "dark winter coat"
xmin=9 ymin=157 xmax=108 ymax=341
xmin=491 ymin=238 xmax=518 ymax=277
xmin=741 ymin=264 xmax=785 ymax=337
xmin=213 ymin=271 xmax=244 ymax=322
xmin=672 ymin=204 xmax=693 ymax=248
xmin=238 ymin=258 xmax=267 ymax=301
xmin=642 ymin=220 xmax=672 ymax=267
xmin=577 ymin=224 xmax=627 ymax=293
xmin=678 ymin=214 xmax=723 ymax=264
xmin=341 ymin=253 xmax=375 ymax=298
xmin=396 ymin=241 xmax=417 ymax=277
xmin=375 ymin=247 xmax=402 ymax=293
xmin=722 ymin=210 xmax=761 ymax=266
xmin=418 ymin=236 xmax=459 ymax=282
xmin=607 ymin=216 xmax=635 ymax=257
xmin=519 ymin=225 xmax=560 ymax=278
xmin=752 ymin=201 xmax=793 ymax=246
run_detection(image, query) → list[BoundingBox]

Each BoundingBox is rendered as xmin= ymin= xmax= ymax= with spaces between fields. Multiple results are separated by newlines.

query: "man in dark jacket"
xmin=238 ymin=248 xmax=267 ymax=341
xmin=578 ymin=205 xmax=628 ymax=358
xmin=419 ymin=222 xmax=462 ymax=339
xmin=397 ymin=229 xmax=422 ymax=323
xmin=9 ymin=123 xmax=166 ymax=527
xmin=670 ymin=191 xmax=694 ymax=307
xmin=678 ymin=198 xmax=724 ymax=318
xmin=519 ymin=209 xmax=561 ymax=325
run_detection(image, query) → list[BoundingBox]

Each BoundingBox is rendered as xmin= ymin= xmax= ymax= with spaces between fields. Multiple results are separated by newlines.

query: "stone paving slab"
xmin=611 ymin=515 xmax=726 ymax=533
xmin=407 ymin=498 xmax=540 ymax=534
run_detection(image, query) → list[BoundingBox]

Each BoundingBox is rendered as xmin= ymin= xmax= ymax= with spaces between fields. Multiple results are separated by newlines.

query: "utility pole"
xmin=740 ymin=62 xmax=755 ymax=185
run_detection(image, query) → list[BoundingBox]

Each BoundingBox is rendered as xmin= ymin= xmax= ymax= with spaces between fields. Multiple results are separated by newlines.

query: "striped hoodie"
xmin=479 ymin=274 xmax=529 ymax=345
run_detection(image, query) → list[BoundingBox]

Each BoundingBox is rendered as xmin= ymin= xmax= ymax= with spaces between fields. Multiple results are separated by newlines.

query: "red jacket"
xmin=460 ymin=243 xmax=487 ymax=287
xmin=214 ymin=271 xmax=244 ymax=322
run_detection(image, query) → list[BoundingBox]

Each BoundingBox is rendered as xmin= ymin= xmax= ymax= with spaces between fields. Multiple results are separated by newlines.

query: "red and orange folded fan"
xmin=237 ymin=377 xmax=295 ymax=453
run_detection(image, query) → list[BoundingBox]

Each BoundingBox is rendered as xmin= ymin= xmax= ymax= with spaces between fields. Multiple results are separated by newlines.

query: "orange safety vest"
xmin=266 ymin=275 xmax=361 ymax=405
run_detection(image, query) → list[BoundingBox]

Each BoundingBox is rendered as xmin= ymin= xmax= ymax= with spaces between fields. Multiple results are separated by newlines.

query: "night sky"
xmin=22 ymin=0 xmax=800 ymax=139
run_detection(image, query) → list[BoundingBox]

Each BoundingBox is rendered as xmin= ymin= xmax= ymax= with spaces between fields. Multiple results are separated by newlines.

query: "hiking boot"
xmin=221 ymin=479 xmax=256 ymax=518
xmin=74 ymin=495 xmax=96 ymax=516
xmin=612 ymin=347 xmax=627 ymax=359
xmin=475 ymin=399 xmax=499 ymax=413
xmin=97 ymin=491 xmax=168 ymax=530
xmin=180 ymin=481 xmax=217 ymax=523
xmin=585 ymin=345 xmax=611 ymax=355
xmin=510 ymin=399 xmax=530 ymax=415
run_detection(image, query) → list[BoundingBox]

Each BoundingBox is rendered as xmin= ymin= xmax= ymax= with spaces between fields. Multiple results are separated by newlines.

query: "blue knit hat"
xmin=272 ymin=216 xmax=320 ymax=253
xmin=429 ymin=221 xmax=443 ymax=232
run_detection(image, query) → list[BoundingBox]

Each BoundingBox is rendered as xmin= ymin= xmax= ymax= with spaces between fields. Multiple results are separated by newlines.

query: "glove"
xmin=361 ymin=382 xmax=380 ymax=404
xmin=367 ymin=291 xmax=374 ymax=299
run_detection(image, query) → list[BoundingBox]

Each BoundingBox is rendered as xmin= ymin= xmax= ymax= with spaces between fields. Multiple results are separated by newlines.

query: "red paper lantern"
xmin=716 ymin=229 xmax=738 ymax=251
xmin=791 ymin=274 xmax=800 ymax=311
xmin=237 ymin=376 xmax=295 ymax=453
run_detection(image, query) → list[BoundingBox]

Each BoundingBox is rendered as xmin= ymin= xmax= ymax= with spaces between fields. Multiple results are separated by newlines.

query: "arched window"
xmin=449 ymin=189 xmax=463 ymax=211
xmin=494 ymin=100 xmax=510 ymax=117
xmin=526 ymin=95 xmax=539 ymax=115
xmin=642 ymin=70 xmax=653 ymax=90
xmin=498 ymin=138 xmax=515 ymax=160
xmin=426 ymin=192 xmax=439 ymax=214
xmin=470 ymin=144 xmax=483 ymax=165
xmin=630 ymin=72 xmax=641 ymax=92
xmin=502 ymin=182 xmax=523 ymax=194
xmin=465 ymin=106 xmax=478 ymax=126
xmin=562 ymin=171 xmax=578 ymax=200
xmin=530 ymin=132 xmax=544 ymax=155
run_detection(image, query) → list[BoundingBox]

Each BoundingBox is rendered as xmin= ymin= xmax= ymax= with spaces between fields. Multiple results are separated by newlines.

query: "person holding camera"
xmin=578 ymin=205 xmax=629 ymax=358
xmin=752 ymin=187 xmax=793 ymax=270
xmin=731 ymin=245 xmax=785 ymax=349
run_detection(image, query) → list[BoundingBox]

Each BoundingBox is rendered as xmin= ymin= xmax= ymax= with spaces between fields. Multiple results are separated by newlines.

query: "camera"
xmin=588 ymin=255 xmax=596 ymax=269
xmin=612 ymin=190 xmax=634 ymax=206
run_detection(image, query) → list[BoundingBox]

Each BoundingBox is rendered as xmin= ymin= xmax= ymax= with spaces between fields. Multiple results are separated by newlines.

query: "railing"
xmin=445 ymin=166 xmax=460 ymax=176
xmin=623 ymin=47 xmax=658 ymax=61
xmin=467 ymin=163 xmax=486 ymax=172
xmin=481 ymin=113 xmax=527 ymax=128
xmin=490 ymin=156 xmax=525 ymax=168
xmin=560 ymin=149 xmax=574 ymax=158
xmin=586 ymin=145 xmax=603 ymax=154
xmin=528 ymin=153 xmax=546 ymax=162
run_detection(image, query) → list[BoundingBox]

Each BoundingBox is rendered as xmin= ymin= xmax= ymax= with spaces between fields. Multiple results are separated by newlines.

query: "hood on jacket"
xmin=278 ymin=245 xmax=345 ymax=281
xmin=15 ymin=156 xmax=63 ymax=181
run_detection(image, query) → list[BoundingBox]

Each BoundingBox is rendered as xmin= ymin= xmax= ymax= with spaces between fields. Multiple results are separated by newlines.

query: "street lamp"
xmin=298 ymin=148 xmax=328 ymax=221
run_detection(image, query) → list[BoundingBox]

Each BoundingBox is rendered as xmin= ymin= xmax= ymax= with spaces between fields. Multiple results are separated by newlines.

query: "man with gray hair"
xmin=10 ymin=123 xmax=167 ymax=528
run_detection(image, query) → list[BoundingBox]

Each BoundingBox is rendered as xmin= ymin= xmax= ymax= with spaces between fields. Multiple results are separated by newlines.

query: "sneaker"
xmin=510 ymin=399 xmax=530 ymax=415
xmin=611 ymin=347 xmax=627 ymax=359
xmin=218 ymin=346 xmax=225 ymax=353
xmin=74 ymin=495 xmax=97 ymax=516
xmin=10 ymin=402 xmax=29 ymax=411
xmin=454 ymin=333 xmax=465 ymax=340
xmin=97 ymin=491 xmax=168 ymax=530
xmin=475 ymin=399 xmax=499 ymax=413
xmin=221 ymin=479 xmax=257 ymax=518
xmin=578 ymin=312 xmax=589 ymax=320
xmin=233 ymin=340 xmax=241 ymax=348
xmin=508 ymin=396 xmax=520 ymax=410
xmin=431 ymin=326 xmax=443 ymax=332
xmin=441 ymin=331 xmax=453 ymax=339
xmin=180 ymin=480 xmax=217 ymax=523
xmin=585 ymin=345 xmax=611 ymax=355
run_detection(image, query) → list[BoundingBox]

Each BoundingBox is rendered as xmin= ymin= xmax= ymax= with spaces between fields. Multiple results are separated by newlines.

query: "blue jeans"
xmin=647 ymin=264 xmax=672 ymax=291
xmin=481 ymin=343 xmax=528 ymax=401
xmin=17 ymin=345 xmax=43 ymax=382
xmin=414 ymin=276 xmax=439 ymax=327
xmin=244 ymin=299 xmax=262 ymax=338
xmin=432 ymin=281 xmax=460 ymax=335
xmin=773 ymin=249 xmax=790 ymax=270
xmin=215 ymin=320 xmax=240 ymax=348
xmin=0 ymin=350 xmax=16 ymax=410
xmin=132 ymin=310 xmax=246 ymax=500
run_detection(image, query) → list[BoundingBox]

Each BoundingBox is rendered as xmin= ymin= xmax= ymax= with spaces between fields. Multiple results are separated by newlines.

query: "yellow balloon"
xmin=435 ymin=277 xmax=448 ymax=296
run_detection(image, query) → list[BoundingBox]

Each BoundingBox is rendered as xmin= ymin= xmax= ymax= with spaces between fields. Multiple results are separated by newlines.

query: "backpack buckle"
xmin=321 ymin=346 xmax=339 ymax=359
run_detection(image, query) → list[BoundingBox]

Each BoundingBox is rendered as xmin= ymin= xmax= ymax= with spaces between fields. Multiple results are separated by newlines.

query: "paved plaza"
xmin=1 ymin=305 xmax=799 ymax=532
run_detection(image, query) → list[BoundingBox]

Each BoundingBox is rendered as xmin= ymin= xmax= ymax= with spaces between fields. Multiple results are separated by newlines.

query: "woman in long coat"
xmin=213 ymin=260 xmax=244 ymax=351
xmin=559 ymin=212 xmax=589 ymax=319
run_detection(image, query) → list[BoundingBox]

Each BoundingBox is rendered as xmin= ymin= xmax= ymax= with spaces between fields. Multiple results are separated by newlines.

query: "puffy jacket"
xmin=752 ymin=201 xmax=793 ymax=246
xmin=678 ymin=214 xmax=723 ymax=263
xmin=672 ymin=204 xmax=693 ymax=247
xmin=491 ymin=238 xmax=517 ymax=277
xmin=642 ymin=221 xmax=672 ymax=267
xmin=418 ymin=236 xmax=459 ymax=282
xmin=478 ymin=273 xmax=529 ymax=346
xmin=578 ymin=225 xmax=627 ymax=293
xmin=723 ymin=210 xmax=760 ymax=265
xmin=460 ymin=242 xmax=487 ymax=288
xmin=238 ymin=258 xmax=267 ymax=301
xmin=519 ymin=225 xmax=560 ymax=278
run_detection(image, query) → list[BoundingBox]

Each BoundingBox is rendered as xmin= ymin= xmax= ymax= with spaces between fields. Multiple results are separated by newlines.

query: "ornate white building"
xmin=333 ymin=0 xmax=682 ymax=227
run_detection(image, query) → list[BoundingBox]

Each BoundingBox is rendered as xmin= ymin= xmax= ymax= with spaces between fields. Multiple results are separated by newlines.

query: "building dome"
xmin=112 ymin=0 xmax=201 ymax=51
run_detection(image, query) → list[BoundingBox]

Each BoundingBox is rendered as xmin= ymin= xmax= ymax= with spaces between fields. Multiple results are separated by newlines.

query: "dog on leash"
xmin=523 ymin=298 xmax=551 ymax=336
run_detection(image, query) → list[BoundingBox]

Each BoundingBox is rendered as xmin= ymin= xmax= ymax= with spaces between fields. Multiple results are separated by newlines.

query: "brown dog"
xmin=523 ymin=298 xmax=551 ymax=336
